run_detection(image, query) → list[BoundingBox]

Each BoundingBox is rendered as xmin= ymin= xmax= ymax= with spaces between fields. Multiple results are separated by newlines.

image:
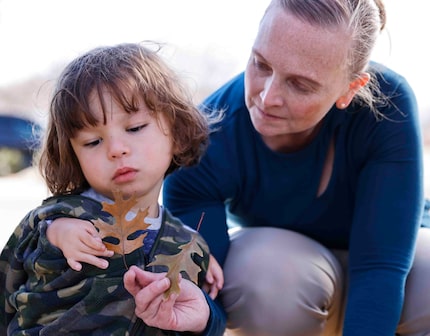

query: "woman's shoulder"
xmin=370 ymin=61 xmax=415 ymax=96
xmin=200 ymin=72 xmax=246 ymax=116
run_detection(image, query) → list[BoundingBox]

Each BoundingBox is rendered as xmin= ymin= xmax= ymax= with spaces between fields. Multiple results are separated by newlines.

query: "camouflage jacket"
xmin=0 ymin=195 xmax=226 ymax=336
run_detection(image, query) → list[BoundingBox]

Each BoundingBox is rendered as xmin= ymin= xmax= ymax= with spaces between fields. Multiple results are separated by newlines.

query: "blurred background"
xmin=1 ymin=0 xmax=429 ymax=247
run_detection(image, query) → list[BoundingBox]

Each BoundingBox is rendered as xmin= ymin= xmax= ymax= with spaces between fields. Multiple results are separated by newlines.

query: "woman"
xmin=163 ymin=0 xmax=430 ymax=335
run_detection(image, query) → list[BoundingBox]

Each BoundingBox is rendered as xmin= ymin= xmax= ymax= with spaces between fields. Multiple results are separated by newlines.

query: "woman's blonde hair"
xmin=271 ymin=0 xmax=387 ymax=114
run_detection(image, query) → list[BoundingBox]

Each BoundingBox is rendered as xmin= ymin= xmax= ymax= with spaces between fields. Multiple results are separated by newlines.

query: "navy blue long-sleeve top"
xmin=163 ymin=63 xmax=424 ymax=336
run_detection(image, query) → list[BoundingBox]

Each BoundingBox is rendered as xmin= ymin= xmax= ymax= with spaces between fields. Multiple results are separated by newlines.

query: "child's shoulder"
xmin=160 ymin=207 xmax=205 ymax=242
xmin=38 ymin=193 xmax=110 ymax=222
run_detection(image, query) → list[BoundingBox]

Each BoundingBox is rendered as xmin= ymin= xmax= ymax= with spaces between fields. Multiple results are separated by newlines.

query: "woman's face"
xmin=245 ymin=5 xmax=352 ymax=152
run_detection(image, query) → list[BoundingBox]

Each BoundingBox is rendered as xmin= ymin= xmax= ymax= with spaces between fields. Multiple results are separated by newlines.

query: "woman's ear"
xmin=335 ymin=73 xmax=370 ymax=109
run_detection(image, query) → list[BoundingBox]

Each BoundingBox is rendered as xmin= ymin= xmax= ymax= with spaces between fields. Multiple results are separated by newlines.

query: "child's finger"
xmin=88 ymin=256 xmax=110 ymax=269
xmin=77 ymin=254 xmax=110 ymax=269
xmin=67 ymin=258 xmax=83 ymax=271
xmin=87 ymin=246 xmax=114 ymax=258
xmin=83 ymin=234 xmax=104 ymax=250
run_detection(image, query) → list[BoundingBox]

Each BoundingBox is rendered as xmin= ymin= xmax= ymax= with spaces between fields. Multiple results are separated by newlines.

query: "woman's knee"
xmin=220 ymin=227 xmax=343 ymax=335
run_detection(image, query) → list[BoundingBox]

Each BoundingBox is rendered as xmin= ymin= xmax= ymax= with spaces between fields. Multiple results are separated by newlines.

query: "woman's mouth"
xmin=256 ymin=106 xmax=284 ymax=120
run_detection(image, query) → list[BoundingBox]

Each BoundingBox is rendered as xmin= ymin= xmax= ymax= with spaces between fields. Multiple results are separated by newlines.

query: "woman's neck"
xmin=262 ymin=121 xmax=323 ymax=153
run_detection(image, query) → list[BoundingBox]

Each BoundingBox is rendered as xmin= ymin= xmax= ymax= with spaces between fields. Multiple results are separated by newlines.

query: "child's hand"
xmin=47 ymin=218 xmax=114 ymax=271
xmin=203 ymin=255 xmax=224 ymax=299
xmin=124 ymin=266 xmax=210 ymax=333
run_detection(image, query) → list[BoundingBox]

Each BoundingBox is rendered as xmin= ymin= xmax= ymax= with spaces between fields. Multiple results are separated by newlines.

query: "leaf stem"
xmin=196 ymin=212 xmax=205 ymax=232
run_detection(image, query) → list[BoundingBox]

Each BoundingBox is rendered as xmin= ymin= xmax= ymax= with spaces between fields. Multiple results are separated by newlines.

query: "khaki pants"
xmin=221 ymin=227 xmax=430 ymax=336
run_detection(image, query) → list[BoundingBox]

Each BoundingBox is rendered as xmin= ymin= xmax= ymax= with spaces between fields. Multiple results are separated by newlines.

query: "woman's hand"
xmin=124 ymin=265 xmax=210 ymax=333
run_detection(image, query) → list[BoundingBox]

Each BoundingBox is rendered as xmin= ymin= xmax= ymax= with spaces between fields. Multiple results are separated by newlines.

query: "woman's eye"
xmin=293 ymin=84 xmax=310 ymax=93
xmin=290 ymin=80 xmax=313 ymax=94
xmin=253 ymin=57 xmax=270 ymax=72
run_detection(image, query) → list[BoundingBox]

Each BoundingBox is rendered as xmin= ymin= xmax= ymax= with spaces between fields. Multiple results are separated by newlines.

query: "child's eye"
xmin=127 ymin=124 xmax=147 ymax=133
xmin=84 ymin=139 xmax=102 ymax=147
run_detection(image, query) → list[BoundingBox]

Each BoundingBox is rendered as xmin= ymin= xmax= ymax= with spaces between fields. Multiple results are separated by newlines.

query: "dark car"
xmin=0 ymin=115 xmax=42 ymax=176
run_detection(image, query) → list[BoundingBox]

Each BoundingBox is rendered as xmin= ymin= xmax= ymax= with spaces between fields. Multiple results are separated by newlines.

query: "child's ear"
xmin=335 ymin=73 xmax=370 ymax=109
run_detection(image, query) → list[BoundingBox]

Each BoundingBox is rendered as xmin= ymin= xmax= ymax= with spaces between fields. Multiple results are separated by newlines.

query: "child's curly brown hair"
xmin=38 ymin=42 xmax=218 ymax=195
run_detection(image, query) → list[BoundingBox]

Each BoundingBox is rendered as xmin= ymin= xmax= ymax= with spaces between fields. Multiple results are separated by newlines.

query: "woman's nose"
xmin=260 ymin=77 xmax=283 ymax=107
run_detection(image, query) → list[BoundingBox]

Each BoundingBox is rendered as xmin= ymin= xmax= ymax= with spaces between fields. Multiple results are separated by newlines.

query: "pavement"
xmin=0 ymin=167 xmax=48 ymax=248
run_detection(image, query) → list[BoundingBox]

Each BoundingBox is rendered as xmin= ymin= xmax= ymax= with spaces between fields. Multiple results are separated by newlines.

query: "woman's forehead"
xmin=255 ymin=7 xmax=350 ymax=80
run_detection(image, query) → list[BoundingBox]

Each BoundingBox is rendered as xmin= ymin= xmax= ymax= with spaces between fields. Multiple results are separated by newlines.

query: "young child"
xmin=0 ymin=42 xmax=225 ymax=335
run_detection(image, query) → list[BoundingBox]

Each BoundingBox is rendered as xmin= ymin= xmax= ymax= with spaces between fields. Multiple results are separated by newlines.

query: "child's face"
xmin=70 ymin=90 xmax=173 ymax=210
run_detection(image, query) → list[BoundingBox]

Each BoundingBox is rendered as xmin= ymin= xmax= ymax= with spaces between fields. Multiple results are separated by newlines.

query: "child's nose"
xmin=108 ymin=138 xmax=129 ymax=158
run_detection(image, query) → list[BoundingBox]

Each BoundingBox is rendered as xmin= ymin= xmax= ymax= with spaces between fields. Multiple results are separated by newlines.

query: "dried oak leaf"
xmin=93 ymin=190 xmax=150 ymax=255
xmin=148 ymin=235 xmax=204 ymax=297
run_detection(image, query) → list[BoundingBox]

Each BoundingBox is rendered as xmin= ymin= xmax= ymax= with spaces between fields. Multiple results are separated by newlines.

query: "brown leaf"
xmin=93 ymin=190 xmax=150 ymax=255
xmin=148 ymin=235 xmax=204 ymax=298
